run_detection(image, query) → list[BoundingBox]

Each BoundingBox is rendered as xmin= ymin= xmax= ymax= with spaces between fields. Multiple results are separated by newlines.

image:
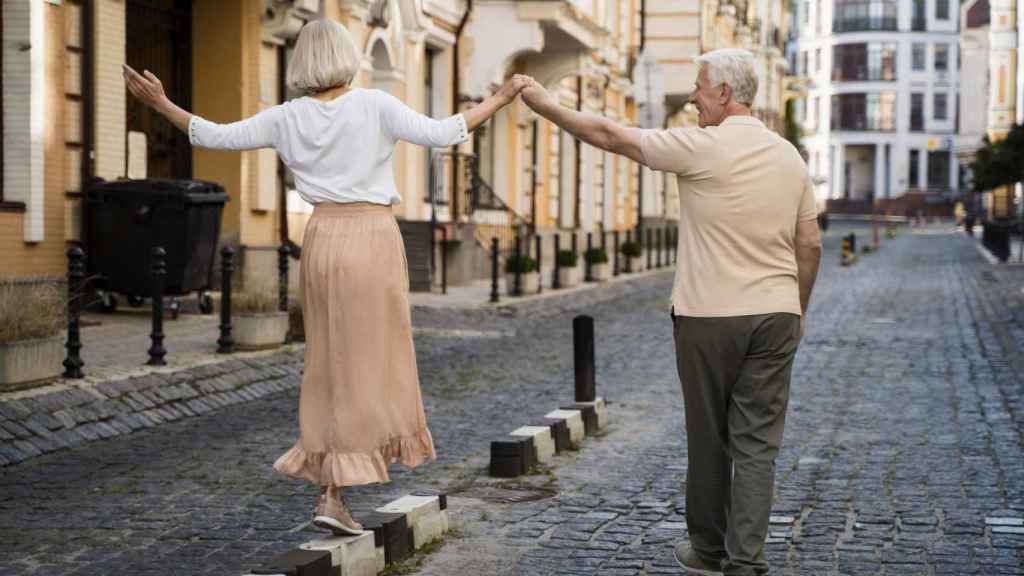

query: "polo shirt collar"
xmin=721 ymin=115 xmax=764 ymax=127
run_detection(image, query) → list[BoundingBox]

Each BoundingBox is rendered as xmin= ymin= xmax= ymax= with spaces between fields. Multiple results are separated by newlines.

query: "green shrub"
xmin=584 ymin=248 xmax=609 ymax=265
xmin=505 ymin=255 xmax=539 ymax=274
xmin=619 ymin=241 xmax=642 ymax=258
xmin=0 ymin=282 xmax=65 ymax=344
xmin=556 ymin=249 xmax=577 ymax=268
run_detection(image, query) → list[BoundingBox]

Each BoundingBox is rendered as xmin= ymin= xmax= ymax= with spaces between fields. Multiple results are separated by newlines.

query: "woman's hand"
xmin=123 ymin=64 xmax=170 ymax=112
xmin=494 ymin=75 xmax=529 ymax=106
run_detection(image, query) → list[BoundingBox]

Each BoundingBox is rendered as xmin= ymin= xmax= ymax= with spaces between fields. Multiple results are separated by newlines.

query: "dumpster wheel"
xmin=128 ymin=295 xmax=145 ymax=308
xmin=198 ymin=292 xmax=214 ymax=315
xmin=100 ymin=292 xmax=117 ymax=314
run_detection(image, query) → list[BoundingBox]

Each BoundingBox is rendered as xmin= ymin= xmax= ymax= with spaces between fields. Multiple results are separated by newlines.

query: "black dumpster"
xmin=85 ymin=179 xmax=229 ymax=315
xmin=982 ymin=220 xmax=1012 ymax=263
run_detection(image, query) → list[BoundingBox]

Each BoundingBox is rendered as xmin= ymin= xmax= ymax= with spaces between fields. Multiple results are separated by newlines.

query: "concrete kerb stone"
xmin=247 ymin=492 xmax=452 ymax=576
xmin=0 ymin=347 xmax=304 ymax=468
xmin=545 ymin=409 xmax=585 ymax=447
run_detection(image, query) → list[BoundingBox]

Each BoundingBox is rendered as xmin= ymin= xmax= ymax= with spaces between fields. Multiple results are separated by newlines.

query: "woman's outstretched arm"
xmin=124 ymin=64 xmax=279 ymax=151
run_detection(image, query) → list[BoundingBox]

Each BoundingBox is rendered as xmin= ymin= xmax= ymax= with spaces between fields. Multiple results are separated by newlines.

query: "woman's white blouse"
xmin=188 ymin=88 xmax=469 ymax=206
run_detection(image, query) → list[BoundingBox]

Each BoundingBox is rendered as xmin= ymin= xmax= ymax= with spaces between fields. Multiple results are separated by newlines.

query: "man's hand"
xmin=516 ymin=75 xmax=557 ymax=113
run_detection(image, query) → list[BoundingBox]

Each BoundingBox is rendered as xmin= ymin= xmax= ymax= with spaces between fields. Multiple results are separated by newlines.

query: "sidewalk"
xmin=0 ymin=264 xmax=675 ymax=468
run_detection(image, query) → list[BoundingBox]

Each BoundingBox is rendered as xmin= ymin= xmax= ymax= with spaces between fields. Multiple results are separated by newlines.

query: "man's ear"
xmin=719 ymin=83 xmax=733 ymax=105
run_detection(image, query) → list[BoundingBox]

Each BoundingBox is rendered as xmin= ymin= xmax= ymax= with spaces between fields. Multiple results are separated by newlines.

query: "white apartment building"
xmin=796 ymin=0 xmax=962 ymax=212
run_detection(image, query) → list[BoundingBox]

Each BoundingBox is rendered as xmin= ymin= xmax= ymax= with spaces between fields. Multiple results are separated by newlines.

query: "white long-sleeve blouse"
xmin=188 ymin=88 xmax=469 ymax=206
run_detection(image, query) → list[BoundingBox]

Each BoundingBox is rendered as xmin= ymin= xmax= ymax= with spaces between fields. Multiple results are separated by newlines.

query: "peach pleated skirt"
xmin=273 ymin=202 xmax=436 ymax=487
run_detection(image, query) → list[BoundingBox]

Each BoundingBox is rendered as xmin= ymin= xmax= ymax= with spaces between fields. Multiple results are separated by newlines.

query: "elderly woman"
xmin=124 ymin=19 xmax=524 ymax=535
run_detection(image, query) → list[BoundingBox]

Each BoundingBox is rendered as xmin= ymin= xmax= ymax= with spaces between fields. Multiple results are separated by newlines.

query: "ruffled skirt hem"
xmin=273 ymin=428 xmax=436 ymax=487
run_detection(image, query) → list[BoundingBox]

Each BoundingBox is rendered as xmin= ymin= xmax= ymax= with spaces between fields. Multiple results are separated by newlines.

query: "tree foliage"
xmin=784 ymin=99 xmax=805 ymax=157
xmin=971 ymin=124 xmax=1024 ymax=191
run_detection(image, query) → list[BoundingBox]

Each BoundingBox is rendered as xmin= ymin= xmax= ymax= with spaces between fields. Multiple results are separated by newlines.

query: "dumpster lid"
xmin=88 ymin=178 xmax=228 ymax=197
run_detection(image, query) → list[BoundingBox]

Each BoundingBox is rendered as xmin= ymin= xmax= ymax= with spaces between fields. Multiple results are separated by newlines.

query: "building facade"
xmin=1 ymin=0 xmax=654 ymax=293
xmin=795 ymin=0 xmax=962 ymax=216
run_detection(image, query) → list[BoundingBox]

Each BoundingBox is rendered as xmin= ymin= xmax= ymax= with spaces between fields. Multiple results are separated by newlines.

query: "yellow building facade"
xmin=1 ymin=0 xmax=655 ymax=291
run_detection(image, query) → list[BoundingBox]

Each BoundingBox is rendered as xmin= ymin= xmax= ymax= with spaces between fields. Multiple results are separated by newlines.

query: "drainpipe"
xmin=575 ymin=76 xmax=583 ymax=229
xmin=80 ymin=0 xmax=96 ymax=249
xmin=452 ymin=0 xmax=473 ymax=218
xmin=636 ymin=0 xmax=645 ymax=234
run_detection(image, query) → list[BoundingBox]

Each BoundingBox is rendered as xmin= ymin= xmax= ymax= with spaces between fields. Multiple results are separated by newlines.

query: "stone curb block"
xmin=244 ymin=492 xmax=450 ymax=576
xmin=488 ymin=398 xmax=609 ymax=478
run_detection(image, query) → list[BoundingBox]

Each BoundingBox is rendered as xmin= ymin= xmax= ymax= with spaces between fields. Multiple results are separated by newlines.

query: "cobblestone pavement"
xmin=2 ymin=226 xmax=1023 ymax=576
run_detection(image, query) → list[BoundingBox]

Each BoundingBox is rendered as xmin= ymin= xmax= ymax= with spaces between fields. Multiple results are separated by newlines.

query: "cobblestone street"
xmin=1 ymin=225 xmax=1023 ymax=576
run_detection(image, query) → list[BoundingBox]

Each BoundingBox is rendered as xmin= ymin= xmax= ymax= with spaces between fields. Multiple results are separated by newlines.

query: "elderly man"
xmin=517 ymin=48 xmax=822 ymax=576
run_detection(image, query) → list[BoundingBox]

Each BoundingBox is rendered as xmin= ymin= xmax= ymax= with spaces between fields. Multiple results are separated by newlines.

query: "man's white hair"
xmin=695 ymin=49 xmax=758 ymax=106
xmin=287 ymin=19 xmax=362 ymax=95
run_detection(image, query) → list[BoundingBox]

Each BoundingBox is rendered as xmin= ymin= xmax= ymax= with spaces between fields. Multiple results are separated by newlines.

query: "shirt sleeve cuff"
xmin=187 ymin=115 xmax=202 ymax=146
xmin=452 ymin=113 xmax=469 ymax=146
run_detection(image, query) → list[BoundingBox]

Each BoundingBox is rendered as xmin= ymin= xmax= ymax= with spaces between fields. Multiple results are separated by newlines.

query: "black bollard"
xmin=63 ymin=246 xmax=85 ymax=379
xmin=218 ymin=246 xmax=235 ymax=354
xmin=646 ymin=228 xmax=653 ymax=270
xmin=849 ymin=233 xmax=857 ymax=254
xmin=613 ymin=230 xmax=620 ymax=276
xmin=585 ymin=232 xmax=593 ymax=282
xmin=147 ymin=247 xmax=167 ymax=366
xmin=625 ymin=230 xmax=633 ymax=273
xmin=513 ymin=234 xmax=522 ymax=297
xmin=658 ymin=228 xmax=664 ymax=268
xmin=278 ymin=244 xmax=290 ymax=313
xmin=535 ymin=235 xmax=543 ymax=294
xmin=573 ymin=315 xmax=596 ymax=402
xmin=553 ymin=234 xmax=562 ymax=290
xmin=441 ymin=233 xmax=449 ymax=295
xmin=490 ymin=238 xmax=500 ymax=303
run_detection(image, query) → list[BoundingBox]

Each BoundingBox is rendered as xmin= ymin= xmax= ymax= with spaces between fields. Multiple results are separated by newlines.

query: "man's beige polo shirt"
xmin=641 ymin=115 xmax=817 ymax=318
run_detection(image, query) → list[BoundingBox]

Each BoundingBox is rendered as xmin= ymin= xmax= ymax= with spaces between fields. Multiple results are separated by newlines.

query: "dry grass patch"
xmin=0 ymin=282 xmax=65 ymax=344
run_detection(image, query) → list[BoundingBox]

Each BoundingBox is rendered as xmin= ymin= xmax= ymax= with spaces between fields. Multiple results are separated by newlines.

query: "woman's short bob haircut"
xmin=287 ymin=19 xmax=362 ymax=95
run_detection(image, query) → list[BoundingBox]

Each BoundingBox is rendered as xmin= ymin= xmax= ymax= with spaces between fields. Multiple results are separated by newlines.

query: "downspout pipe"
xmin=452 ymin=0 xmax=473 ymax=217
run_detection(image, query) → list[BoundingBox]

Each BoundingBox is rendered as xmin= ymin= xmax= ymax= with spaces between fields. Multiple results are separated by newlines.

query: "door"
xmin=126 ymin=0 xmax=192 ymax=179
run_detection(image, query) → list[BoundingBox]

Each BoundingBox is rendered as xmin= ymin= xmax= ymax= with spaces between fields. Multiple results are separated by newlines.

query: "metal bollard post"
xmin=657 ymin=228 xmax=664 ymax=268
xmin=646 ymin=228 xmax=653 ymax=270
xmin=218 ymin=246 xmax=235 ymax=354
xmin=441 ymin=232 xmax=449 ymax=295
xmin=553 ymin=234 xmax=562 ymax=290
xmin=513 ymin=234 xmax=522 ymax=297
xmin=63 ymin=246 xmax=86 ymax=378
xmin=613 ymin=230 xmax=620 ymax=276
xmin=147 ymin=247 xmax=167 ymax=366
xmin=850 ymin=232 xmax=857 ymax=254
xmin=535 ymin=235 xmax=543 ymax=294
xmin=278 ymin=244 xmax=290 ymax=313
xmin=585 ymin=232 xmax=593 ymax=282
xmin=625 ymin=230 xmax=633 ymax=273
xmin=490 ymin=238 xmax=500 ymax=303
xmin=573 ymin=315 xmax=596 ymax=402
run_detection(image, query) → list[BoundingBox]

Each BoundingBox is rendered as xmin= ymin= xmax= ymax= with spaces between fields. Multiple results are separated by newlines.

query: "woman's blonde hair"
xmin=287 ymin=19 xmax=362 ymax=95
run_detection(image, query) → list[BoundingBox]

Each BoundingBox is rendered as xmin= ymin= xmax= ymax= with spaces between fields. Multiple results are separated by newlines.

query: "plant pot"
xmin=0 ymin=336 xmax=64 ymax=390
xmin=591 ymin=262 xmax=611 ymax=282
xmin=234 ymin=312 xmax=289 ymax=350
xmin=628 ymin=256 xmax=644 ymax=273
xmin=558 ymin=266 xmax=580 ymax=288
xmin=506 ymin=272 xmax=540 ymax=296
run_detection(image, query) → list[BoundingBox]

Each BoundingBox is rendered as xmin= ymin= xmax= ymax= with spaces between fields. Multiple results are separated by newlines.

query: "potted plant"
xmin=585 ymin=247 xmax=611 ymax=282
xmin=505 ymin=254 xmax=540 ymax=295
xmin=556 ymin=249 xmax=580 ymax=288
xmin=620 ymin=241 xmax=643 ymax=273
xmin=0 ymin=282 xmax=65 ymax=391
xmin=233 ymin=282 xmax=288 ymax=350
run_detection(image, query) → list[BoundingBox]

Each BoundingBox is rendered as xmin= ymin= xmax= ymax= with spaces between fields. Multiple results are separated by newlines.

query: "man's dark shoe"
xmin=674 ymin=542 xmax=724 ymax=576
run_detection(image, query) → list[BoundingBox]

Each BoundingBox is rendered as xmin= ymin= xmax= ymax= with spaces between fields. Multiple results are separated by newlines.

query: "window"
xmin=912 ymin=43 xmax=926 ymax=70
xmin=816 ymin=96 xmax=823 ymax=129
xmin=935 ymin=44 xmax=949 ymax=72
xmin=912 ymin=0 xmax=926 ymax=30
xmin=832 ymin=0 xmax=898 ymax=32
xmin=936 ymin=0 xmax=950 ymax=20
xmin=909 ymin=149 xmax=920 ymax=189
xmin=815 ymin=48 xmax=822 ymax=72
xmin=815 ymin=0 xmax=822 ymax=34
xmin=934 ymin=93 xmax=948 ymax=120
xmin=802 ymin=1 xmax=810 ymax=26
xmin=910 ymin=93 xmax=925 ymax=131
xmin=803 ymin=51 xmax=810 ymax=76
xmin=928 ymin=150 xmax=951 ymax=189
xmin=831 ymin=92 xmax=897 ymax=131
xmin=833 ymin=43 xmax=897 ymax=81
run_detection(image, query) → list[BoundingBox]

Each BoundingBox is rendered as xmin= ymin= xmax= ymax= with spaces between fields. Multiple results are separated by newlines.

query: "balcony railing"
xmin=832 ymin=16 xmax=898 ymax=33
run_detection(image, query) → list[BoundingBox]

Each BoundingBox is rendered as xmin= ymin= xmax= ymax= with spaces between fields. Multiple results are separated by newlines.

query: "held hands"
xmin=494 ymin=75 xmax=556 ymax=113
xmin=123 ymin=64 xmax=169 ymax=112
